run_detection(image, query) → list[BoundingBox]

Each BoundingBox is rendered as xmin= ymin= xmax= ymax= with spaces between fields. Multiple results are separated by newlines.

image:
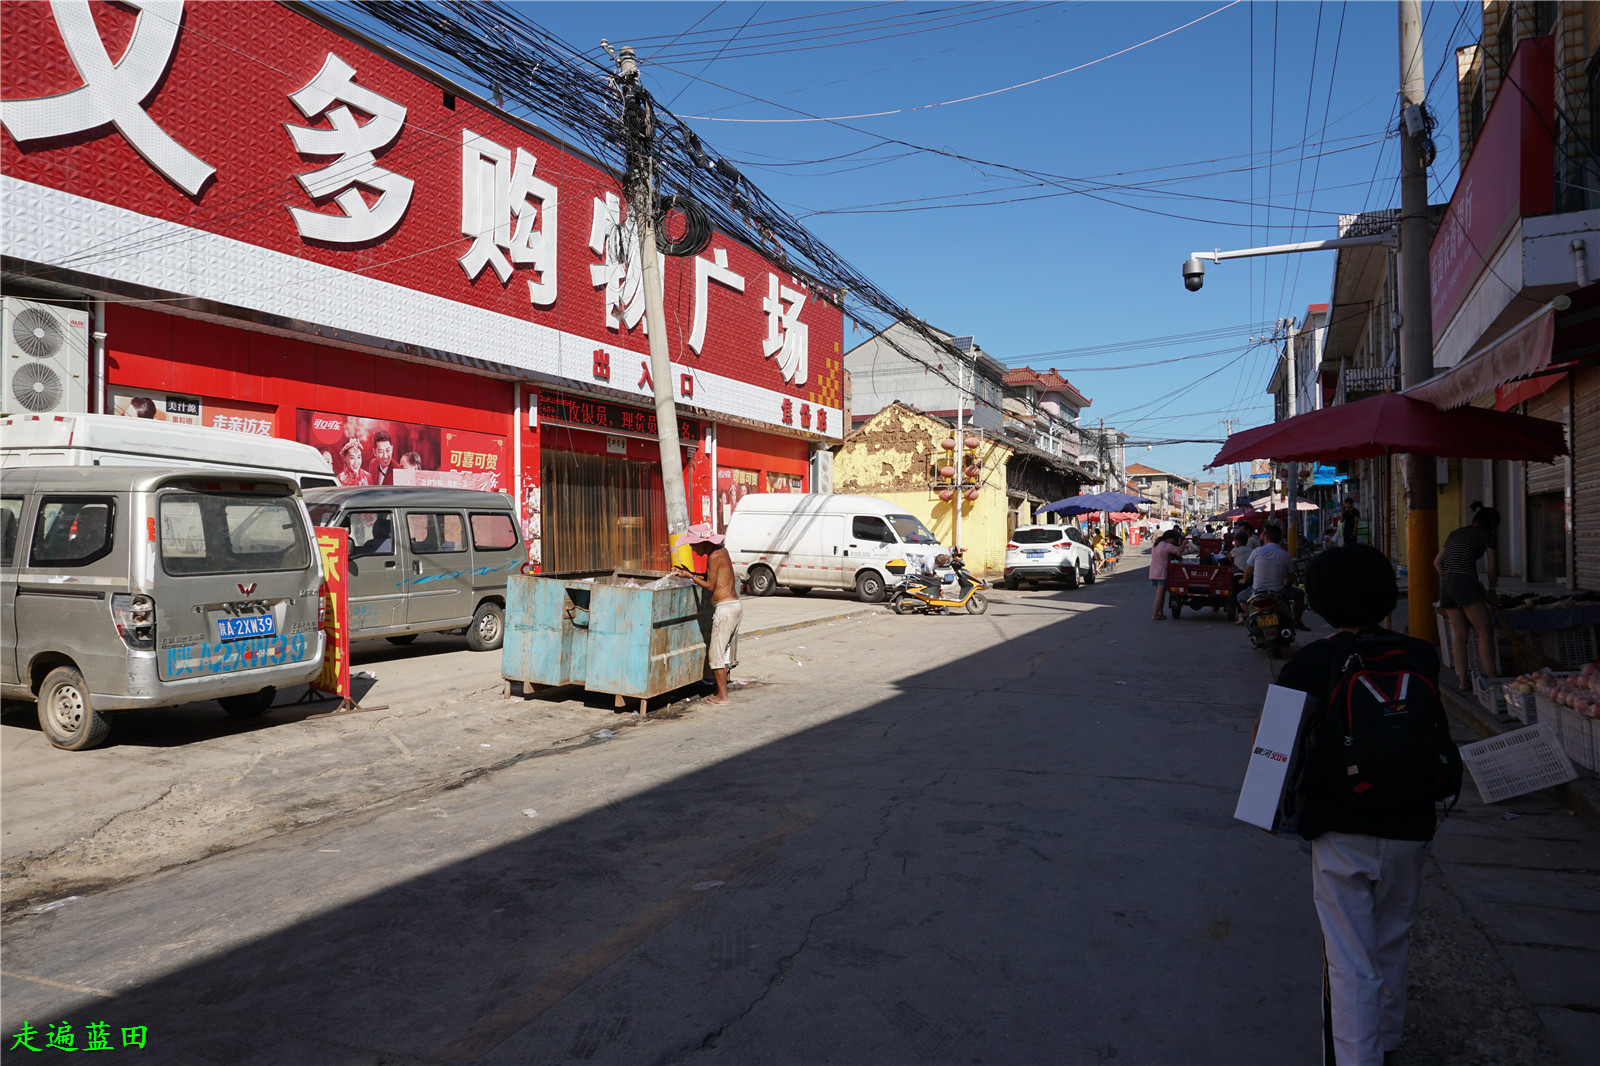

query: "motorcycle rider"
xmin=1237 ymin=523 xmax=1308 ymax=629
xmin=910 ymin=551 xmax=953 ymax=614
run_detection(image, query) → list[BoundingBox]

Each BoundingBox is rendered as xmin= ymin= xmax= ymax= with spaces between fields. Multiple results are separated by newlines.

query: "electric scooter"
xmin=885 ymin=549 xmax=989 ymax=615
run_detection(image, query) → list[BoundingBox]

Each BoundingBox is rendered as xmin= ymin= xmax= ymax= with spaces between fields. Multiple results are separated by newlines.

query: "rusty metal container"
xmin=502 ymin=568 xmax=715 ymax=711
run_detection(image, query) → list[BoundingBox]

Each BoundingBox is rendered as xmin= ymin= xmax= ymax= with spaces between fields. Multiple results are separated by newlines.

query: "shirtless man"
xmin=673 ymin=524 xmax=741 ymax=705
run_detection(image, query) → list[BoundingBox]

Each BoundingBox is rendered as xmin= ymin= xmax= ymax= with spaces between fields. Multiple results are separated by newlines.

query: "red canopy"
xmin=1209 ymin=392 xmax=1568 ymax=468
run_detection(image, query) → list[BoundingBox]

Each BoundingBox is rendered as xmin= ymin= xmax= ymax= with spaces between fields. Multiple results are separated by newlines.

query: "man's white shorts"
xmin=709 ymin=600 xmax=742 ymax=670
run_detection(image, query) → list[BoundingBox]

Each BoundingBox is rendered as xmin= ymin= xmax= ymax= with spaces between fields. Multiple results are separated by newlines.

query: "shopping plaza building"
xmin=1 ymin=1 xmax=843 ymax=573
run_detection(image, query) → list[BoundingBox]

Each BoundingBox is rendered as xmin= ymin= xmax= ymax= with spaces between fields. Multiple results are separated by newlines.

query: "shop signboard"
xmin=537 ymin=390 xmax=699 ymax=444
xmin=1 ymin=1 xmax=846 ymax=439
xmin=295 ymin=411 xmax=507 ymax=492
xmin=1428 ymin=36 xmax=1555 ymax=335
xmin=312 ymin=528 xmax=350 ymax=699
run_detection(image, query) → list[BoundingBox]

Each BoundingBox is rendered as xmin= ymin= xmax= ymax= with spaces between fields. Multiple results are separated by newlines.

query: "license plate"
xmin=1255 ymin=613 xmax=1278 ymax=628
xmin=216 ymin=614 xmax=275 ymax=641
xmin=1024 ymin=550 xmax=1046 ymax=557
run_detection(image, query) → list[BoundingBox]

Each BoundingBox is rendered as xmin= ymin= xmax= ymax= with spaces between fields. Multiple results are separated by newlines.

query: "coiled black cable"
xmin=654 ymin=194 xmax=712 ymax=257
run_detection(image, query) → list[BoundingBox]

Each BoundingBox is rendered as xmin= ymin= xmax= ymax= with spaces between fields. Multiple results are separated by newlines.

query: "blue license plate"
xmin=217 ymin=614 xmax=276 ymax=641
xmin=1024 ymin=550 xmax=1046 ymax=557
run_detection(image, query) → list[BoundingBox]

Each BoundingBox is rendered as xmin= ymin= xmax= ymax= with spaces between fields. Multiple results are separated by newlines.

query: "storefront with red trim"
xmin=2 ymin=1 xmax=843 ymax=572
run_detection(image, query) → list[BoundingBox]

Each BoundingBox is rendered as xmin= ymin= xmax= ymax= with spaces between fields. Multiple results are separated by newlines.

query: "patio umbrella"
xmin=1039 ymin=491 xmax=1155 ymax=515
xmin=1208 ymin=391 xmax=1568 ymax=467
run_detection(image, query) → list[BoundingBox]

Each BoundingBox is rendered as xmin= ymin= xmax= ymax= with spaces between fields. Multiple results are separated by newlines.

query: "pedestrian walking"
xmin=1275 ymin=545 xmax=1461 ymax=1066
xmin=1434 ymin=502 xmax=1501 ymax=692
xmin=1148 ymin=528 xmax=1182 ymax=620
xmin=1340 ymin=497 xmax=1360 ymax=548
xmin=674 ymin=523 xmax=742 ymax=705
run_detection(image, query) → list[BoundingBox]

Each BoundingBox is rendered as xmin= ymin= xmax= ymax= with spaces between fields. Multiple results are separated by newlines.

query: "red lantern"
xmin=964 ymin=465 xmax=981 ymax=479
xmin=964 ymin=434 xmax=980 ymax=449
xmin=939 ymin=437 xmax=957 ymax=451
xmin=939 ymin=465 xmax=957 ymax=479
xmin=964 ymin=488 xmax=980 ymax=501
xmin=938 ymin=488 xmax=955 ymax=501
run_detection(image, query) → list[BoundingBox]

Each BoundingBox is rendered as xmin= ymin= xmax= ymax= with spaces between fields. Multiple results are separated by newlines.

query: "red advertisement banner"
xmin=111 ymin=387 xmax=277 ymax=436
xmin=297 ymin=411 xmax=508 ymax=492
xmin=313 ymin=528 xmax=350 ymax=699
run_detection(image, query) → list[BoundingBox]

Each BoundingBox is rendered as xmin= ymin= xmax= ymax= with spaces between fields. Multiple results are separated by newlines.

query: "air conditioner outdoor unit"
xmin=2 ymin=297 xmax=90 ymax=416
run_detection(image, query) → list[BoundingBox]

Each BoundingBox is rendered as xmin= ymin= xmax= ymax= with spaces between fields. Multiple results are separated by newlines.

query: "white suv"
xmin=1003 ymin=525 xmax=1096 ymax=590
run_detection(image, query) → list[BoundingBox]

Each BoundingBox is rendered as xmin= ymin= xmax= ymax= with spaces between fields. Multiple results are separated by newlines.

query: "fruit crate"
xmin=1556 ymin=705 xmax=1599 ymax=771
xmin=1459 ymin=722 xmax=1578 ymax=803
xmin=1473 ymin=674 xmax=1513 ymax=718
xmin=1532 ymin=625 xmax=1599 ymax=670
xmin=1504 ymin=687 xmax=1538 ymax=723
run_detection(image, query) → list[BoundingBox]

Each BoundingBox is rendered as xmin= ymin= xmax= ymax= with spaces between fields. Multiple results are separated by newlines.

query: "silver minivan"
xmin=303 ymin=487 xmax=524 ymax=652
xmin=0 ymin=468 xmax=326 ymax=749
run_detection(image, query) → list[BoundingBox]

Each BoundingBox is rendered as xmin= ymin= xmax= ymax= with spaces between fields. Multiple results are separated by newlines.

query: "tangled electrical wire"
xmin=341 ymin=0 xmax=983 ymax=388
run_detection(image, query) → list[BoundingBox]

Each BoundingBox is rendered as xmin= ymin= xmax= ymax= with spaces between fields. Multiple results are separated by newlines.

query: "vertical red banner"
xmin=313 ymin=528 xmax=351 ymax=699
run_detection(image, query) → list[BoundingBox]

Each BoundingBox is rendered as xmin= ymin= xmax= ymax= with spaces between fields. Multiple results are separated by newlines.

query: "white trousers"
xmin=1311 ymin=832 xmax=1427 ymax=1066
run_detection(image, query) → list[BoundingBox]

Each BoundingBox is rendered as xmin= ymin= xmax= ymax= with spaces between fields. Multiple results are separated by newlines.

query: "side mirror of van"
xmin=348 ymin=559 xmax=359 ymax=577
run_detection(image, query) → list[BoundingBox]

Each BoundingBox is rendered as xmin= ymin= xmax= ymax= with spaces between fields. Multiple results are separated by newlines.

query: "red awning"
xmin=1406 ymin=306 xmax=1555 ymax=410
xmin=1208 ymin=392 xmax=1568 ymax=467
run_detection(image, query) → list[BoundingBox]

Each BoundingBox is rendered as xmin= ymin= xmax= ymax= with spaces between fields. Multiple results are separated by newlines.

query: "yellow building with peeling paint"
xmin=835 ymin=403 xmax=1018 ymax=576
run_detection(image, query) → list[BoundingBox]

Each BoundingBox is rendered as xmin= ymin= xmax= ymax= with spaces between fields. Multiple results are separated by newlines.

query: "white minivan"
xmin=724 ymin=493 xmax=945 ymax=602
xmin=0 ymin=413 xmax=337 ymax=488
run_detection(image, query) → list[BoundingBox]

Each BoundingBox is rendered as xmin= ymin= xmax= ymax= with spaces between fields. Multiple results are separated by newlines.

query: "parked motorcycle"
xmin=885 ymin=550 xmax=989 ymax=615
xmin=1244 ymin=588 xmax=1298 ymax=659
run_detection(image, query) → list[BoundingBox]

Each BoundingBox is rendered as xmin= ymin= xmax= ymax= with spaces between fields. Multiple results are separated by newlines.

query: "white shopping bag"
xmin=1234 ymin=684 xmax=1313 ymax=832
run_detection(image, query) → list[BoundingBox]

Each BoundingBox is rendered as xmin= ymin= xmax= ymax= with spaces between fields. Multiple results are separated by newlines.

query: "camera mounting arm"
xmin=1181 ymin=232 xmax=1396 ymax=291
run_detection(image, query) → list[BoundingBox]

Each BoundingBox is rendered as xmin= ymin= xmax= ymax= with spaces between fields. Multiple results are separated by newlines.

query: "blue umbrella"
xmin=1039 ymin=491 xmax=1156 ymax=515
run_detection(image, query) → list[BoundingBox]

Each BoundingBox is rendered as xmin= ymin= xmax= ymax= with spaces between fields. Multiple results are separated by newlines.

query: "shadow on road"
xmin=1 ymin=564 xmax=1325 ymax=1065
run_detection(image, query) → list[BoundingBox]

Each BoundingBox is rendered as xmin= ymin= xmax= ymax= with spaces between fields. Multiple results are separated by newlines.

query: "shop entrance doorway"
xmin=541 ymin=448 xmax=670 ymax=573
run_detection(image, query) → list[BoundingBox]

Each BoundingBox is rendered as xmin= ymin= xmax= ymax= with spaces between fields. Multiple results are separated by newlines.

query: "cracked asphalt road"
xmin=2 ymin=565 xmax=1593 ymax=1064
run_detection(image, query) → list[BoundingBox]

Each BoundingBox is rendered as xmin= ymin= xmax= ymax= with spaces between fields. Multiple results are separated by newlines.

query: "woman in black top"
xmin=1433 ymin=502 xmax=1500 ymax=692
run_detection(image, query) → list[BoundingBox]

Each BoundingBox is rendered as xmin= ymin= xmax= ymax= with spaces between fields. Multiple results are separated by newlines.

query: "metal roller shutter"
xmin=1525 ymin=388 xmax=1567 ymax=495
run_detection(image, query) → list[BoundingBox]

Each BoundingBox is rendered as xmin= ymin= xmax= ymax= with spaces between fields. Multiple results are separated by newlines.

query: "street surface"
xmin=2 ymin=560 xmax=1596 ymax=1065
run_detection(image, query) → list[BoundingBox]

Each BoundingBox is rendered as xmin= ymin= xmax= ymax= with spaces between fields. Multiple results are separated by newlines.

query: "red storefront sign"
xmin=0 ymin=1 xmax=844 ymax=438
xmin=1429 ymin=36 xmax=1555 ymax=335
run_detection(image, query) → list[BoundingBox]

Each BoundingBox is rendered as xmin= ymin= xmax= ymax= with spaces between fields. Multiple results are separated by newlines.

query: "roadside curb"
xmin=1441 ymin=686 xmax=1600 ymax=834
xmin=741 ymin=606 xmax=882 ymax=639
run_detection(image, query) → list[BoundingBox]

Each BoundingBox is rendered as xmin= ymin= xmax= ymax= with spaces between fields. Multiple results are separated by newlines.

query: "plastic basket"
xmin=1533 ymin=625 xmax=1599 ymax=670
xmin=1474 ymin=675 xmax=1512 ymax=717
xmin=1504 ymin=687 xmax=1538 ymax=723
xmin=1459 ymin=722 xmax=1578 ymax=803
xmin=1557 ymin=706 xmax=1599 ymax=770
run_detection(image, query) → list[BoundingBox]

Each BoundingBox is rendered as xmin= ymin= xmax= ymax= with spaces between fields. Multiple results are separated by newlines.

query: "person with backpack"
xmin=1274 ymin=545 xmax=1463 ymax=1066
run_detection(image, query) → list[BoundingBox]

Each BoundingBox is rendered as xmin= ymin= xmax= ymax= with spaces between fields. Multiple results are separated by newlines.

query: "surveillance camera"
xmin=1182 ymin=257 xmax=1205 ymax=292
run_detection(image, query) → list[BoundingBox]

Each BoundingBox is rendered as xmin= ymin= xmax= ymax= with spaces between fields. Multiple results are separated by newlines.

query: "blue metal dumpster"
xmin=502 ymin=568 xmax=719 ymax=712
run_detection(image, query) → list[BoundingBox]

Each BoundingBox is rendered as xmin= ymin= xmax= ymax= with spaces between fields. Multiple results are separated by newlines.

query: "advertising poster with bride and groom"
xmin=295 ymin=411 xmax=508 ymax=493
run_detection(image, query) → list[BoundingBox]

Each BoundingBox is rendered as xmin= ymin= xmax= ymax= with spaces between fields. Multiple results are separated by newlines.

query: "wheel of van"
xmin=467 ymin=602 xmax=505 ymax=652
xmin=855 ymin=570 xmax=887 ymax=603
xmin=37 ymin=666 xmax=111 ymax=751
xmin=219 ymin=686 xmax=277 ymax=718
xmin=789 ymin=586 xmax=813 ymax=596
xmin=386 ymin=634 xmax=419 ymax=645
xmin=746 ymin=566 xmax=777 ymax=597
xmin=965 ymin=592 xmax=988 ymax=615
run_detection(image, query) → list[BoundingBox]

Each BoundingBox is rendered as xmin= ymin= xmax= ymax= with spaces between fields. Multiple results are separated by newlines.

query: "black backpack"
xmin=1309 ymin=633 xmax=1463 ymax=812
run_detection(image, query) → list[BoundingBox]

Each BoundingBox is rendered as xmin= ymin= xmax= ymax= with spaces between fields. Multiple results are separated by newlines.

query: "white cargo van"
xmin=724 ymin=493 xmax=944 ymax=602
xmin=0 ymin=413 xmax=336 ymax=488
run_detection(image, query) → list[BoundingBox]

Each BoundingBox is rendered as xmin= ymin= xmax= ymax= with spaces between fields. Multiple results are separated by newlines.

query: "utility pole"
xmin=1220 ymin=418 xmax=1235 ymax=508
xmin=953 ymin=356 xmax=965 ymax=552
xmin=1399 ymin=0 xmax=1439 ymax=644
xmin=612 ymin=46 xmax=692 ymax=566
xmin=1283 ymin=317 xmax=1300 ymax=555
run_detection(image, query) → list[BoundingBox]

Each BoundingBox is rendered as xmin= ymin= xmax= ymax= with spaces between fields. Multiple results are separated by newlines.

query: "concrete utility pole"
xmin=1284 ymin=318 xmax=1300 ymax=555
xmin=1398 ymin=0 xmax=1439 ymax=644
xmin=953 ymin=356 xmax=965 ymax=553
xmin=1220 ymin=419 xmax=1235 ymax=508
xmin=613 ymin=46 xmax=692 ymax=566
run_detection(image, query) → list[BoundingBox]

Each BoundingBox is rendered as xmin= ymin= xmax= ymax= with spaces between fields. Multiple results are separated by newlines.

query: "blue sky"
xmin=349 ymin=1 xmax=1480 ymax=481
